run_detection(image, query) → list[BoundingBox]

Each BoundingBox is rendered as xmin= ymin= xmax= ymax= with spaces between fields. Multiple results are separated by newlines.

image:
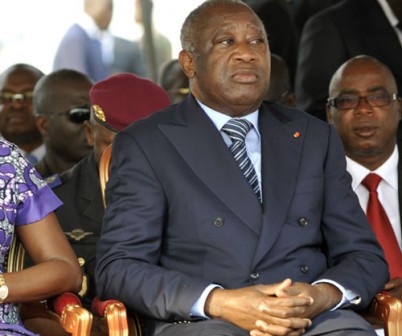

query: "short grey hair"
xmin=180 ymin=0 xmax=248 ymax=54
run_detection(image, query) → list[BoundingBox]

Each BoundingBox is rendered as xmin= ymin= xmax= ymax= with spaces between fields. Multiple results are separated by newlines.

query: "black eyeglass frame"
xmin=327 ymin=92 xmax=398 ymax=110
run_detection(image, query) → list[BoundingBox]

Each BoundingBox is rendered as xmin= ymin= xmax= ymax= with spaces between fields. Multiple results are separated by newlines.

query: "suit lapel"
xmin=158 ymin=97 xmax=262 ymax=234
xmin=252 ymin=104 xmax=307 ymax=266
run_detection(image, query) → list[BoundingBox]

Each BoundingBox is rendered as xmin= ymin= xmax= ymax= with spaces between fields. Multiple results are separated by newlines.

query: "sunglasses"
xmin=54 ymin=107 xmax=91 ymax=123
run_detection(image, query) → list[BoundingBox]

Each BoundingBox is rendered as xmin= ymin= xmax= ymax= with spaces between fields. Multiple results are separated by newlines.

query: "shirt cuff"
xmin=190 ymin=284 xmax=223 ymax=318
xmin=312 ymin=279 xmax=361 ymax=310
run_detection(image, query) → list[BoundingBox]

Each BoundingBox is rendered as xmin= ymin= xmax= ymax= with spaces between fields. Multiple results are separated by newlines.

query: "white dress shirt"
xmin=346 ymin=145 xmax=402 ymax=250
xmin=189 ymin=101 xmax=356 ymax=318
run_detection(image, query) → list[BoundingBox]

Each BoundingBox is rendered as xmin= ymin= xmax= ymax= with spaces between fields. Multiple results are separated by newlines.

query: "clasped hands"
xmin=205 ymin=278 xmax=342 ymax=336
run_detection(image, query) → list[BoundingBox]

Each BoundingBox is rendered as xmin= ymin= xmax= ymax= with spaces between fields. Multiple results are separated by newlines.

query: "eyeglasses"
xmin=0 ymin=91 xmax=34 ymax=105
xmin=327 ymin=92 xmax=398 ymax=110
xmin=54 ymin=107 xmax=91 ymax=123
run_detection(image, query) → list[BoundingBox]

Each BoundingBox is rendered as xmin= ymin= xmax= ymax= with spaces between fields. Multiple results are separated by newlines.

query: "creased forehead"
xmin=180 ymin=0 xmax=265 ymax=51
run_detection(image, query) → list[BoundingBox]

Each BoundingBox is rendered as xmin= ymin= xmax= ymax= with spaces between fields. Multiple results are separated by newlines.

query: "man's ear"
xmin=397 ymin=97 xmax=402 ymax=121
xmin=84 ymin=120 xmax=95 ymax=146
xmin=35 ymin=115 xmax=50 ymax=138
xmin=179 ymin=50 xmax=195 ymax=79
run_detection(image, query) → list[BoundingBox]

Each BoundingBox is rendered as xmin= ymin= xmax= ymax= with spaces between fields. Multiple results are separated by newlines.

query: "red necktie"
xmin=362 ymin=173 xmax=402 ymax=278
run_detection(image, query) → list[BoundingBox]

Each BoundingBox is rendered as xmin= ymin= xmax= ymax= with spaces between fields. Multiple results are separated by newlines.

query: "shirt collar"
xmin=196 ymin=99 xmax=261 ymax=139
xmin=346 ymin=145 xmax=399 ymax=191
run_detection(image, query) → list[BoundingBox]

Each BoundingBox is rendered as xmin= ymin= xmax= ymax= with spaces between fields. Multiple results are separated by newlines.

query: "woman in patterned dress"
xmin=0 ymin=139 xmax=82 ymax=335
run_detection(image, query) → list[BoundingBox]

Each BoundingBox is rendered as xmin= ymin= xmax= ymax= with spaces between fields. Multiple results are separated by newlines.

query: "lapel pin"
xmin=293 ymin=131 xmax=300 ymax=138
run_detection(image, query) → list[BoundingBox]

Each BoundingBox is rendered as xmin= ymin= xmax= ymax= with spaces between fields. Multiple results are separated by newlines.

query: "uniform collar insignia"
xmin=64 ymin=229 xmax=94 ymax=242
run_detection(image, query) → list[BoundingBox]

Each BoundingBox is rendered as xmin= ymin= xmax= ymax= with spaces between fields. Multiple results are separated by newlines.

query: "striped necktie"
xmin=222 ymin=119 xmax=262 ymax=202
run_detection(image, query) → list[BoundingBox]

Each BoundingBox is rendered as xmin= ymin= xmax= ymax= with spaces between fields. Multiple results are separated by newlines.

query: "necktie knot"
xmin=221 ymin=119 xmax=253 ymax=143
xmin=221 ymin=118 xmax=261 ymax=203
xmin=362 ymin=173 xmax=382 ymax=192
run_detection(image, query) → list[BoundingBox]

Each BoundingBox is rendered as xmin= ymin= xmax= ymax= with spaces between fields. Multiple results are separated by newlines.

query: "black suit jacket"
xmin=95 ymin=95 xmax=388 ymax=332
xmin=53 ymin=153 xmax=103 ymax=309
xmin=295 ymin=0 xmax=402 ymax=121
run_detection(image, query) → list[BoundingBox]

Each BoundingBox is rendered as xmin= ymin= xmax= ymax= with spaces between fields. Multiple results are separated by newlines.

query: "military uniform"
xmin=53 ymin=153 xmax=103 ymax=309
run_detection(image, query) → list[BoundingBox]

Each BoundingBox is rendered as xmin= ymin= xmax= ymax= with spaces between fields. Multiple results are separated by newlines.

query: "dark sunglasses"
xmin=54 ymin=107 xmax=91 ymax=123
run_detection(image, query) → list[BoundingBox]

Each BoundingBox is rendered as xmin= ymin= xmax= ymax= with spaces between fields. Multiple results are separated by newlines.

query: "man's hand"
xmin=277 ymin=282 xmax=342 ymax=319
xmin=249 ymin=282 xmax=342 ymax=335
xmin=384 ymin=278 xmax=402 ymax=300
xmin=205 ymin=279 xmax=313 ymax=335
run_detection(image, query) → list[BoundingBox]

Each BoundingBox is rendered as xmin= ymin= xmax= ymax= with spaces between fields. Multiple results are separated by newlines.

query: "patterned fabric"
xmin=0 ymin=140 xmax=62 ymax=334
xmin=221 ymin=119 xmax=262 ymax=202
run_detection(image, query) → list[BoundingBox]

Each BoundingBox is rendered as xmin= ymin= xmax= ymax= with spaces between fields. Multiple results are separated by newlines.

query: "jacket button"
xmin=213 ymin=217 xmax=224 ymax=227
xmin=298 ymin=217 xmax=308 ymax=227
xmin=300 ymin=265 xmax=309 ymax=274
xmin=250 ymin=272 xmax=260 ymax=280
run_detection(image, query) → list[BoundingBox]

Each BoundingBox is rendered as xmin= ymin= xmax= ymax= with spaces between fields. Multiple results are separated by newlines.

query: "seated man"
xmin=53 ymin=73 xmax=170 ymax=309
xmin=327 ymin=55 xmax=402 ymax=300
xmin=0 ymin=64 xmax=44 ymax=164
xmin=33 ymin=69 xmax=94 ymax=184
xmin=95 ymin=1 xmax=388 ymax=335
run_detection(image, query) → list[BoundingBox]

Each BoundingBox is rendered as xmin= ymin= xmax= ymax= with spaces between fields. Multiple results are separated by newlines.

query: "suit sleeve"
xmin=317 ymin=125 xmax=389 ymax=307
xmin=95 ymin=131 xmax=210 ymax=321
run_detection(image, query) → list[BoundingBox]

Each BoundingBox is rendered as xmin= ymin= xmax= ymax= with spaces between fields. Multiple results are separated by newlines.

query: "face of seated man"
xmin=327 ymin=56 xmax=401 ymax=171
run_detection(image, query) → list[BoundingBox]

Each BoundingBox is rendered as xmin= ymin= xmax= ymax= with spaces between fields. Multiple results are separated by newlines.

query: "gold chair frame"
xmin=7 ymin=237 xmax=93 ymax=336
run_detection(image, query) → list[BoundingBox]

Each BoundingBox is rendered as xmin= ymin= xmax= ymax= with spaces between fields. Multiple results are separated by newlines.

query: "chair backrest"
xmin=99 ymin=144 xmax=112 ymax=208
xmin=98 ymin=144 xmax=143 ymax=336
xmin=6 ymin=236 xmax=25 ymax=273
xmin=6 ymin=236 xmax=93 ymax=336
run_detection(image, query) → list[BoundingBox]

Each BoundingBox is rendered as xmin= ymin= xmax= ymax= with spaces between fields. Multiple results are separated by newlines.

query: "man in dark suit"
xmin=53 ymin=73 xmax=170 ymax=309
xmin=295 ymin=0 xmax=402 ymax=121
xmin=327 ymin=55 xmax=402 ymax=300
xmin=53 ymin=0 xmax=146 ymax=82
xmin=95 ymin=1 xmax=388 ymax=335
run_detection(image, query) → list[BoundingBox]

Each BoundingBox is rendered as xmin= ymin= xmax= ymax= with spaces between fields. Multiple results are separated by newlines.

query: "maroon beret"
xmin=90 ymin=73 xmax=170 ymax=132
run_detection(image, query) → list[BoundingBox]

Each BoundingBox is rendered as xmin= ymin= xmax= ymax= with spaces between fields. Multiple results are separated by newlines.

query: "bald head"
xmin=0 ymin=63 xmax=43 ymax=87
xmin=34 ymin=69 xmax=93 ymax=116
xmin=328 ymin=55 xmax=397 ymax=98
